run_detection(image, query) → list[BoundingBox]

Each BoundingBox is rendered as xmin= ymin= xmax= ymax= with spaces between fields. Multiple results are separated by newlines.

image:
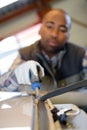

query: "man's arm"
xmin=0 ymin=53 xmax=23 ymax=91
xmin=0 ymin=57 xmax=44 ymax=91
xmin=9 ymin=54 xmax=24 ymax=71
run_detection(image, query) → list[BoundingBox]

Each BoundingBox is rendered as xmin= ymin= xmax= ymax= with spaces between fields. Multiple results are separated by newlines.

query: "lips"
xmin=48 ymin=40 xmax=57 ymax=46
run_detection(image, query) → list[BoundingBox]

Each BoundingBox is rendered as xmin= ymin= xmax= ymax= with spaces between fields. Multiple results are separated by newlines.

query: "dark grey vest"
xmin=19 ymin=41 xmax=85 ymax=91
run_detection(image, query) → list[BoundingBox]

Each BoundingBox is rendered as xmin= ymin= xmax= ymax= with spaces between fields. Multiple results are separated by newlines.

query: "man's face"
xmin=39 ymin=10 xmax=71 ymax=54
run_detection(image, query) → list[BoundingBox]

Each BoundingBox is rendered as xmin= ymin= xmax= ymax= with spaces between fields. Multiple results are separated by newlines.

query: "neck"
xmin=42 ymin=50 xmax=58 ymax=58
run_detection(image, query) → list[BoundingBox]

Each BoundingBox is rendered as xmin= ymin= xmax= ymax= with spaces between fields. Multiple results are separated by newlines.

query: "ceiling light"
xmin=0 ymin=0 xmax=19 ymax=8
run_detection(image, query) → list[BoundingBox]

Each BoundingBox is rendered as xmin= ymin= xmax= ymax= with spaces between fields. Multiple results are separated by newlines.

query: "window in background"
xmin=16 ymin=23 xmax=41 ymax=48
xmin=0 ymin=36 xmax=19 ymax=75
xmin=0 ymin=23 xmax=41 ymax=75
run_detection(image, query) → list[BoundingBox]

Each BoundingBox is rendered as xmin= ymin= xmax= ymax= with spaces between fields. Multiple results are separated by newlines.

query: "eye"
xmin=59 ymin=26 xmax=68 ymax=32
xmin=46 ymin=23 xmax=54 ymax=29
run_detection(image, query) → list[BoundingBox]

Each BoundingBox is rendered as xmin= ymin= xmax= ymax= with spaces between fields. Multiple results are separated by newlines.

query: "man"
xmin=0 ymin=9 xmax=87 ymax=129
xmin=0 ymin=8 xmax=87 ymax=92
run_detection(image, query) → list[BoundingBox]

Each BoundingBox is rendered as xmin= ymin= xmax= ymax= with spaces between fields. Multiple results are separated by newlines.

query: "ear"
xmin=39 ymin=28 xmax=41 ymax=35
xmin=39 ymin=29 xmax=40 ymax=35
xmin=38 ymin=23 xmax=43 ymax=35
xmin=68 ymin=31 xmax=70 ymax=39
xmin=66 ymin=32 xmax=70 ymax=42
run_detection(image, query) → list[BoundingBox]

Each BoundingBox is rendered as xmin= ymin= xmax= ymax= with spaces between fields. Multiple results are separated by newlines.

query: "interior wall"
xmin=0 ymin=9 xmax=39 ymax=39
xmin=0 ymin=0 xmax=87 ymax=47
xmin=50 ymin=0 xmax=87 ymax=47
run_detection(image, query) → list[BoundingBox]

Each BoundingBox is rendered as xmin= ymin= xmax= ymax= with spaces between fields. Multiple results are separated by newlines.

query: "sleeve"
xmin=0 ymin=54 xmax=24 ymax=91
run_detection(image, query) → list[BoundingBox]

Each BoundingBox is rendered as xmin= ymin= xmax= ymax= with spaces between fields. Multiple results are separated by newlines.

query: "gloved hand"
xmin=13 ymin=60 xmax=44 ymax=85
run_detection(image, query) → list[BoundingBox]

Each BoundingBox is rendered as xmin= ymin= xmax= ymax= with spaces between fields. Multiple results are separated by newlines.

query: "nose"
xmin=51 ymin=28 xmax=58 ymax=38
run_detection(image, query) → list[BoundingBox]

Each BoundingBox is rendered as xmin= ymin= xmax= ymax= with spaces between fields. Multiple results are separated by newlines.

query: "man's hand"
xmin=13 ymin=60 xmax=44 ymax=85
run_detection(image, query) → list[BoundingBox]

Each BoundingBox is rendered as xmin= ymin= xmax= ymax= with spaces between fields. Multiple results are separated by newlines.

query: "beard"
xmin=41 ymin=42 xmax=62 ymax=53
xmin=40 ymin=43 xmax=61 ymax=57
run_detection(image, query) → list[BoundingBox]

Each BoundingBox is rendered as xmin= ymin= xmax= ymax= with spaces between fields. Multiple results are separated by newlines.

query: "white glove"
xmin=13 ymin=60 xmax=44 ymax=85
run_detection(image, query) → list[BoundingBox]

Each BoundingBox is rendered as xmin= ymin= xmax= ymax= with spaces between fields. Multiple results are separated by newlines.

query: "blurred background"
xmin=0 ymin=0 xmax=87 ymax=75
